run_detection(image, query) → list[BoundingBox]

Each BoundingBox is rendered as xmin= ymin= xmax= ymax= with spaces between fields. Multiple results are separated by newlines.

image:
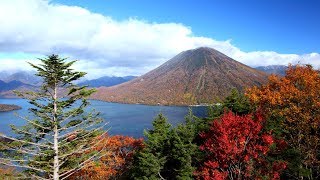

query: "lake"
xmin=0 ymin=99 xmax=207 ymax=138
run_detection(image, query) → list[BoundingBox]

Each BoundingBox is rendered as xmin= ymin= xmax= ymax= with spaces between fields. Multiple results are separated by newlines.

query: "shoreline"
xmin=89 ymin=98 xmax=217 ymax=107
xmin=0 ymin=97 xmax=218 ymax=108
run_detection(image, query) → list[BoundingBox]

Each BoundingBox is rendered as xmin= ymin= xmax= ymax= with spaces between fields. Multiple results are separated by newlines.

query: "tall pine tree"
xmin=0 ymin=55 xmax=107 ymax=179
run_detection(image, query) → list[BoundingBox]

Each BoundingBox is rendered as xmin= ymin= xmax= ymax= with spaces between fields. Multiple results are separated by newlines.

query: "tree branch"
xmin=0 ymin=134 xmax=51 ymax=148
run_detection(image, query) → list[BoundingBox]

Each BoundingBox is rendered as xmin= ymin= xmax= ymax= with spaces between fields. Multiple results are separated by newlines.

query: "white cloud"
xmin=0 ymin=0 xmax=319 ymax=79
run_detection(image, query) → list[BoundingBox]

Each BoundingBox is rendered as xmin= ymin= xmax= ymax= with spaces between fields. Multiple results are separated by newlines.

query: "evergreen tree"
xmin=206 ymin=89 xmax=252 ymax=122
xmin=0 ymin=55 xmax=106 ymax=179
xmin=131 ymin=114 xmax=170 ymax=179
xmin=167 ymin=112 xmax=198 ymax=180
xmin=223 ymin=88 xmax=252 ymax=115
xmin=132 ymin=112 xmax=199 ymax=180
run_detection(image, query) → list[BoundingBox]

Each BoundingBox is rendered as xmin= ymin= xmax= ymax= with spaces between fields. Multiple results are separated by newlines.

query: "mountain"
xmin=1 ymin=71 xmax=42 ymax=86
xmin=0 ymin=79 xmax=37 ymax=98
xmin=78 ymin=76 xmax=137 ymax=87
xmin=255 ymin=65 xmax=287 ymax=76
xmin=92 ymin=47 xmax=268 ymax=105
xmin=0 ymin=71 xmax=10 ymax=79
xmin=0 ymin=80 xmax=28 ymax=91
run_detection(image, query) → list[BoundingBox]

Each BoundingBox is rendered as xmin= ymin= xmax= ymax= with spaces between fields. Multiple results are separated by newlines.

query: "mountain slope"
xmin=78 ymin=76 xmax=137 ymax=87
xmin=93 ymin=47 xmax=268 ymax=105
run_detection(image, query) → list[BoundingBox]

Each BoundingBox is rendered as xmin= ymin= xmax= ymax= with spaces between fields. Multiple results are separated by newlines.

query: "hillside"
xmin=92 ymin=47 xmax=268 ymax=105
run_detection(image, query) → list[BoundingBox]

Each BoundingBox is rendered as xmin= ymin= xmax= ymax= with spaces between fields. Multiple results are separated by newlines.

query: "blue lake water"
xmin=0 ymin=99 xmax=207 ymax=138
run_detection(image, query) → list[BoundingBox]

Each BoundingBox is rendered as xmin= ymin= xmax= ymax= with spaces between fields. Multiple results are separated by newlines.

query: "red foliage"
xmin=70 ymin=134 xmax=143 ymax=179
xmin=198 ymin=111 xmax=286 ymax=180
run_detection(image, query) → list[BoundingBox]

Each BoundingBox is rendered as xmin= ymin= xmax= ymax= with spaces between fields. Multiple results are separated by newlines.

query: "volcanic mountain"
xmin=92 ymin=47 xmax=268 ymax=105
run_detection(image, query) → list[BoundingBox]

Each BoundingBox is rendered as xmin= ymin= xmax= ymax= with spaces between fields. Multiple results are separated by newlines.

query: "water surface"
xmin=0 ymin=99 xmax=206 ymax=137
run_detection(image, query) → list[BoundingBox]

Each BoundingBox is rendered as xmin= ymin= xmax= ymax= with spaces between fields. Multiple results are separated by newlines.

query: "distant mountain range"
xmin=255 ymin=65 xmax=288 ymax=76
xmin=0 ymin=70 xmax=137 ymax=98
xmin=0 ymin=79 xmax=35 ymax=98
xmin=92 ymin=47 xmax=269 ymax=105
xmin=0 ymin=71 xmax=42 ymax=86
xmin=0 ymin=80 xmax=31 ymax=91
xmin=78 ymin=76 xmax=137 ymax=87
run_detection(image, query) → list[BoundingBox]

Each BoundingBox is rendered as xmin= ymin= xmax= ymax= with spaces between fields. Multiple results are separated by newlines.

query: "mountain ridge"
xmin=78 ymin=76 xmax=137 ymax=87
xmin=255 ymin=65 xmax=287 ymax=76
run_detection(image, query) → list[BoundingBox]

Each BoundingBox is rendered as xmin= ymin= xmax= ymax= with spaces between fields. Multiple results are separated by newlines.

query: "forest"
xmin=0 ymin=55 xmax=319 ymax=180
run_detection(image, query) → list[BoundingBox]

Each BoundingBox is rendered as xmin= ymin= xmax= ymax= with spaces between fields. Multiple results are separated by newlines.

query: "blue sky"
xmin=53 ymin=0 xmax=320 ymax=54
xmin=0 ymin=0 xmax=319 ymax=78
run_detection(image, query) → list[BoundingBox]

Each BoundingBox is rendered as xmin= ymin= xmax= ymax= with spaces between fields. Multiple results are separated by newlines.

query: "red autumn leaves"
xmin=198 ymin=111 xmax=286 ymax=179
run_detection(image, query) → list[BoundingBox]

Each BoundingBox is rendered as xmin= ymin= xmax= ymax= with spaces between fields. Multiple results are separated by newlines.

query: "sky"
xmin=0 ymin=0 xmax=319 ymax=79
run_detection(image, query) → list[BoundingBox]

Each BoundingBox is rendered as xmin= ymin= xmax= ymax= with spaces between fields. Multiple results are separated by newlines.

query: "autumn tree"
xmin=69 ymin=134 xmax=143 ymax=179
xmin=197 ymin=111 xmax=286 ymax=180
xmin=247 ymin=65 xmax=320 ymax=179
xmin=0 ymin=55 xmax=106 ymax=179
xmin=0 ymin=166 xmax=20 ymax=179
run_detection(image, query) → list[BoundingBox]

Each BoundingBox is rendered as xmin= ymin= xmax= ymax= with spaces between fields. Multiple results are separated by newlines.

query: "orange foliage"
xmin=0 ymin=166 xmax=17 ymax=179
xmin=246 ymin=64 xmax=320 ymax=166
xmin=69 ymin=134 xmax=143 ymax=179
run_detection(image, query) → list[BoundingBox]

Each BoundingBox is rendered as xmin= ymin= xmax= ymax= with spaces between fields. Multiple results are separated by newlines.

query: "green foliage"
xmin=223 ymin=88 xmax=252 ymax=115
xmin=131 ymin=114 xmax=170 ymax=179
xmin=206 ymin=89 xmax=253 ymax=121
xmin=131 ymin=112 xmax=199 ymax=179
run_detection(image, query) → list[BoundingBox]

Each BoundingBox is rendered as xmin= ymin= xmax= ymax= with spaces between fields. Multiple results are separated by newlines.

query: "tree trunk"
xmin=53 ymin=85 xmax=59 ymax=180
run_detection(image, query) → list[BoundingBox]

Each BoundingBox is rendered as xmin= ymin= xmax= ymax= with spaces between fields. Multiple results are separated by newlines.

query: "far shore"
xmin=0 ymin=104 xmax=22 ymax=112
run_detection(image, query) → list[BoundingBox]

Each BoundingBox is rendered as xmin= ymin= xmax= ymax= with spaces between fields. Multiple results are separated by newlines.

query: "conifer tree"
xmin=223 ymin=88 xmax=252 ymax=115
xmin=0 ymin=55 xmax=107 ymax=179
xmin=132 ymin=112 xmax=198 ymax=180
xmin=167 ymin=112 xmax=198 ymax=180
xmin=131 ymin=114 xmax=171 ymax=179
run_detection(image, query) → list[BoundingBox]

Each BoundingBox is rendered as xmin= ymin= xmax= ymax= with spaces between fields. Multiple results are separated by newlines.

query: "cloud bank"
xmin=0 ymin=0 xmax=319 ymax=79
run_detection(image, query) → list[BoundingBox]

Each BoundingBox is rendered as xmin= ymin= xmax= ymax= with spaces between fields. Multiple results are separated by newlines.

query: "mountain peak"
xmin=193 ymin=46 xmax=213 ymax=51
xmin=189 ymin=47 xmax=224 ymax=56
xmin=93 ymin=48 xmax=268 ymax=105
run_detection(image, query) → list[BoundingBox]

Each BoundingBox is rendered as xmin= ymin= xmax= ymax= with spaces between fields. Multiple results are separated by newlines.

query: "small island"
xmin=0 ymin=104 xmax=22 ymax=112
